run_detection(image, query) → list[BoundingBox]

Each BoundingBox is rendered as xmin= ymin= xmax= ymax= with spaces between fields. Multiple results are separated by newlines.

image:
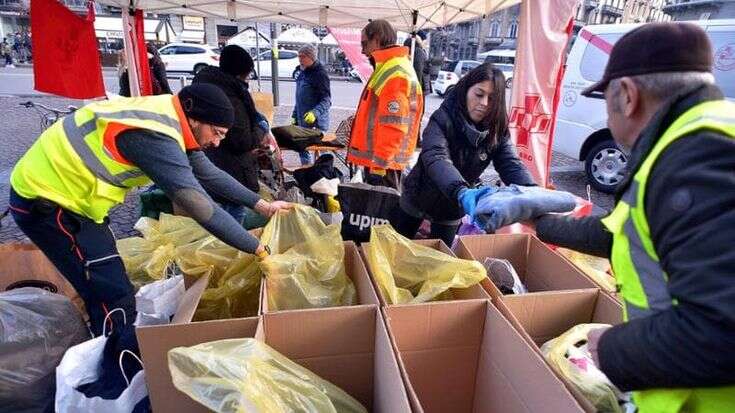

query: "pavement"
xmin=0 ymin=88 xmax=612 ymax=244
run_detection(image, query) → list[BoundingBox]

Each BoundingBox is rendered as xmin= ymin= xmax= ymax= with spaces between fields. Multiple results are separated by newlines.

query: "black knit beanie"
xmin=220 ymin=44 xmax=255 ymax=77
xmin=178 ymin=84 xmax=234 ymax=128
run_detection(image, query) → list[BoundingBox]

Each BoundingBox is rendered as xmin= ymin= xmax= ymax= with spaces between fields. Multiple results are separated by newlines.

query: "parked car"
xmin=554 ymin=20 xmax=735 ymax=193
xmin=479 ymin=49 xmax=515 ymax=88
xmin=251 ymin=49 xmax=301 ymax=80
xmin=158 ymin=43 xmax=220 ymax=74
xmin=432 ymin=60 xmax=481 ymax=96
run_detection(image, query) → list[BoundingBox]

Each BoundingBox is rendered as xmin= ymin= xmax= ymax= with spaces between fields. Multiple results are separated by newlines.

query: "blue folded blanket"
xmin=474 ymin=185 xmax=576 ymax=233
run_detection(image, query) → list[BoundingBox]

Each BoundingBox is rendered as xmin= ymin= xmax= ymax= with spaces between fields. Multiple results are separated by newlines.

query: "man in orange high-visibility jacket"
xmin=347 ymin=19 xmax=424 ymax=189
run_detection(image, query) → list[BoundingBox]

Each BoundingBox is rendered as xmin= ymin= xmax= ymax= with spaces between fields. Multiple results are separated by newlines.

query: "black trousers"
xmin=9 ymin=188 xmax=135 ymax=336
xmin=389 ymin=204 xmax=459 ymax=248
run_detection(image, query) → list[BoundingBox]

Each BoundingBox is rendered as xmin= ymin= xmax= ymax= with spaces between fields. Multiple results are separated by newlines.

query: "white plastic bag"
xmin=55 ymin=310 xmax=148 ymax=413
xmin=310 ymin=177 xmax=340 ymax=196
xmin=134 ymin=275 xmax=185 ymax=326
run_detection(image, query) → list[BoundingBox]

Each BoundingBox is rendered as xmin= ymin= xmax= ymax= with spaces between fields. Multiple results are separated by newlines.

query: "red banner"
xmin=327 ymin=27 xmax=372 ymax=83
xmin=31 ymin=0 xmax=105 ymax=99
xmin=134 ymin=10 xmax=153 ymax=96
xmin=508 ymin=0 xmax=579 ymax=187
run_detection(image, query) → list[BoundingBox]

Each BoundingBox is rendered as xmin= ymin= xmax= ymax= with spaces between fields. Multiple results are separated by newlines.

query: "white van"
xmin=554 ymin=20 xmax=735 ymax=193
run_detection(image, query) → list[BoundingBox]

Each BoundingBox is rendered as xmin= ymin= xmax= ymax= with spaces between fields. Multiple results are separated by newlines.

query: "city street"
xmin=0 ymin=67 xmax=610 ymax=244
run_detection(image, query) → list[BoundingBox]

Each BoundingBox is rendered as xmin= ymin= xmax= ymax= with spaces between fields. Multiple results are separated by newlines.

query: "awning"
xmin=277 ymin=27 xmax=320 ymax=45
xmin=227 ymin=27 xmax=271 ymax=48
xmin=94 ymin=16 xmax=173 ymax=41
xmin=94 ymin=0 xmax=521 ymax=31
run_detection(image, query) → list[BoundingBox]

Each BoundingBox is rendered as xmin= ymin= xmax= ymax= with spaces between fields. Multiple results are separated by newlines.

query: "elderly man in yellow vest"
xmin=7 ymin=84 xmax=290 ymax=335
xmin=534 ymin=23 xmax=735 ymax=412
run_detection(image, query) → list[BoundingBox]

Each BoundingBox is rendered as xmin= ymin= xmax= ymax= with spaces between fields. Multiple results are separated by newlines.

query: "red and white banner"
xmin=31 ymin=0 xmax=105 ymax=99
xmin=327 ymin=27 xmax=372 ymax=83
xmin=508 ymin=0 xmax=579 ymax=187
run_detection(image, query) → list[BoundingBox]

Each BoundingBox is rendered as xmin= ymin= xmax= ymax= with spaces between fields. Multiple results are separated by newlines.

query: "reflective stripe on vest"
xmin=601 ymin=99 xmax=735 ymax=413
xmin=10 ymin=95 xmax=190 ymax=222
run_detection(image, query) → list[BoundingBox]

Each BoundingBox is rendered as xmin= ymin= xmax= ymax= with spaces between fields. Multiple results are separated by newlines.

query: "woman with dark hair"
xmin=392 ymin=62 xmax=536 ymax=246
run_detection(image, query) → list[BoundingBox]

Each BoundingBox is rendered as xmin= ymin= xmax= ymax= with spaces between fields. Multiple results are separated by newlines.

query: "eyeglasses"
xmin=210 ymin=124 xmax=227 ymax=140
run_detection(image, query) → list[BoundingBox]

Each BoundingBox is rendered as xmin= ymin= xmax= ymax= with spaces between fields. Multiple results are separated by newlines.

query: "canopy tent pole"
xmin=270 ymin=22 xmax=280 ymax=106
xmin=409 ymin=9 xmax=418 ymax=63
xmin=122 ymin=7 xmax=140 ymax=97
xmin=255 ymin=22 xmax=262 ymax=91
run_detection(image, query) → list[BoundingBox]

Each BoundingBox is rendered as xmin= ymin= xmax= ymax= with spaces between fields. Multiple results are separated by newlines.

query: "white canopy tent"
xmin=277 ymin=26 xmax=320 ymax=45
xmin=94 ymin=0 xmax=521 ymax=32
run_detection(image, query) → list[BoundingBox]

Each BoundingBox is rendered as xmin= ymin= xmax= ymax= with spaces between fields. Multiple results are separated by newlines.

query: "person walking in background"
xmin=404 ymin=31 xmax=431 ymax=96
xmin=192 ymin=44 xmax=265 ymax=224
xmin=119 ymin=43 xmax=172 ymax=97
xmin=347 ymin=19 xmax=424 ymax=189
xmin=292 ymin=44 xmax=331 ymax=165
xmin=2 ymin=38 xmax=14 ymax=68
xmin=392 ymin=63 xmax=534 ymax=247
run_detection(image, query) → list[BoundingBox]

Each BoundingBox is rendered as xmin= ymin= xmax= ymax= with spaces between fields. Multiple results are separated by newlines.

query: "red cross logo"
xmin=509 ymin=94 xmax=552 ymax=148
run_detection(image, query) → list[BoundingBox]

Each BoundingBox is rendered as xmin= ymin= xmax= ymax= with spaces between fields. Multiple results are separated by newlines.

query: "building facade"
xmin=664 ymin=0 xmax=735 ymax=21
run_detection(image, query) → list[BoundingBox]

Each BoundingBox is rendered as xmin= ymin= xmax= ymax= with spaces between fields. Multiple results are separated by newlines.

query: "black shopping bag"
xmin=337 ymin=183 xmax=400 ymax=242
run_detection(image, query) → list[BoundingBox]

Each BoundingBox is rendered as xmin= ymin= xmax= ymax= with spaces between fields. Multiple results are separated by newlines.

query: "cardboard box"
xmin=141 ymin=305 xmax=411 ymax=413
xmin=383 ymin=300 xmax=585 ymax=412
xmin=261 ymin=241 xmax=380 ymax=313
xmin=262 ymin=305 xmax=412 ymax=412
xmin=455 ymin=234 xmax=598 ymax=300
xmin=361 ymin=238 xmax=490 ymax=306
xmin=0 ymin=243 xmax=85 ymax=314
xmin=501 ymin=289 xmax=623 ymax=412
xmin=137 ymin=275 xmax=252 ymax=413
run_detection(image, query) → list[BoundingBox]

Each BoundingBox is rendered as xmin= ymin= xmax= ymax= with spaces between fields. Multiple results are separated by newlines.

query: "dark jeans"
xmin=389 ymin=204 xmax=459 ymax=248
xmin=9 ymin=188 xmax=135 ymax=336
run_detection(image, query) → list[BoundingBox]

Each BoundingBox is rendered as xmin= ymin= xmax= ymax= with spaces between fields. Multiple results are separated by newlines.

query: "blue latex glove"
xmin=458 ymin=186 xmax=495 ymax=219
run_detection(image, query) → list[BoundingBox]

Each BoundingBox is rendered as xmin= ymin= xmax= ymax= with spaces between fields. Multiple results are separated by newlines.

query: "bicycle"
xmin=19 ymin=100 xmax=78 ymax=130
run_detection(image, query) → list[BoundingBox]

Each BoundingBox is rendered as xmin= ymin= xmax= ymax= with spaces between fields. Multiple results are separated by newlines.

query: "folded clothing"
xmin=474 ymin=185 xmax=576 ymax=233
xmin=271 ymin=125 xmax=344 ymax=152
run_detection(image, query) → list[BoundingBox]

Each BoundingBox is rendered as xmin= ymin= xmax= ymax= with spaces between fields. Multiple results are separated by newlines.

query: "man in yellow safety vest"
xmin=535 ymin=22 xmax=735 ymax=412
xmin=6 ymin=84 xmax=290 ymax=335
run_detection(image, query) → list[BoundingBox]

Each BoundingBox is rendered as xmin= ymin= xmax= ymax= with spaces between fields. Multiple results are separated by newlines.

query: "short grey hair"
xmin=298 ymin=44 xmax=318 ymax=61
xmin=608 ymin=71 xmax=715 ymax=110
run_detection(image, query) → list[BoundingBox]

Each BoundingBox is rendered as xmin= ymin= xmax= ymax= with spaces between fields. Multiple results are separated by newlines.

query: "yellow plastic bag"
xmin=365 ymin=225 xmax=487 ymax=304
xmin=557 ymin=248 xmax=617 ymax=292
xmin=541 ymin=324 xmax=623 ymax=413
xmin=168 ymin=338 xmax=367 ymax=413
xmin=259 ymin=205 xmax=356 ymax=311
xmin=118 ymin=213 xmax=263 ymax=319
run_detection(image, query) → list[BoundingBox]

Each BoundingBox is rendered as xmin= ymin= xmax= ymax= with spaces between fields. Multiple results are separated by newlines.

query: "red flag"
xmin=134 ymin=9 xmax=152 ymax=95
xmin=31 ymin=0 xmax=105 ymax=99
xmin=508 ymin=0 xmax=579 ymax=187
xmin=327 ymin=27 xmax=372 ymax=83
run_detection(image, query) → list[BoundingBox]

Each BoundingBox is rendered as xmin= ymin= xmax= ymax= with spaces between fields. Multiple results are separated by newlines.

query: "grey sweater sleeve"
xmin=116 ymin=130 xmax=260 ymax=253
xmin=186 ymin=150 xmax=261 ymax=208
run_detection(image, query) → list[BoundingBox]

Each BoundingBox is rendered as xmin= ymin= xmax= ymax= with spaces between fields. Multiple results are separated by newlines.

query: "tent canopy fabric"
xmin=95 ymin=0 xmax=521 ymax=31
xmin=227 ymin=27 xmax=271 ymax=48
xmin=278 ymin=27 xmax=320 ymax=45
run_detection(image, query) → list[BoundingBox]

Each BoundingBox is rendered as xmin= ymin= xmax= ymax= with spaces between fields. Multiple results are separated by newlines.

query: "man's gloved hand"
xmin=303 ymin=111 xmax=316 ymax=125
xmin=458 ymin=186 xmax=494 ymax=218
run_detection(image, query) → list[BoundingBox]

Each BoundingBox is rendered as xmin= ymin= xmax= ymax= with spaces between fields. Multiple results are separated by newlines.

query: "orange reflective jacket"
xmin=347 ymin=46 xmax=424 ymax=170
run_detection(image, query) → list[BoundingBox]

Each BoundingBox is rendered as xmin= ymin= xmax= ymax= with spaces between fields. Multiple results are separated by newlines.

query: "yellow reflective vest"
xmin=11 ymin=95 xmax=200 ymax=223
xmin=602 ymin=100 xmax=735 ymax=413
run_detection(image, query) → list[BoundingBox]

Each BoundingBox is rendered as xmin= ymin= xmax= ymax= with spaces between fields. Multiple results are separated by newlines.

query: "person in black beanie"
xmin=7 ymin=83 xmax=291 ymax=335
xmin=192 ymin=44 xmax=268 ymax=224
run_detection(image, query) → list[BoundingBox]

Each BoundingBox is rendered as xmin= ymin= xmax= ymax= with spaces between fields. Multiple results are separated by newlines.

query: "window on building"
xmin=508 ymin=20 xmax=518 ymax=38
xmin=490 ymin=21 xmax=500 ymax=37
xmin=708 ymin=31 xmax=735 ymax=97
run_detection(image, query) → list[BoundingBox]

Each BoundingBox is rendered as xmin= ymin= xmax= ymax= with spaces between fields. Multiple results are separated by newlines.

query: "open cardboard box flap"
xmin=455 ymin=234 xmax=597 ymax=299
xmin=261 ymin=241 xmax=380 ymax=313
xmin=383 ymin=299 xmax=585 ymax=412
xmin=501 ymin=289 xmax=623 ymax=412
xmin=0 ymin=243 xmax=86 ymax=314
xmin=360 ymin=238 xmax=489 ymax=306
xmin=263 ymin=304 xmax=411 ymax=412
